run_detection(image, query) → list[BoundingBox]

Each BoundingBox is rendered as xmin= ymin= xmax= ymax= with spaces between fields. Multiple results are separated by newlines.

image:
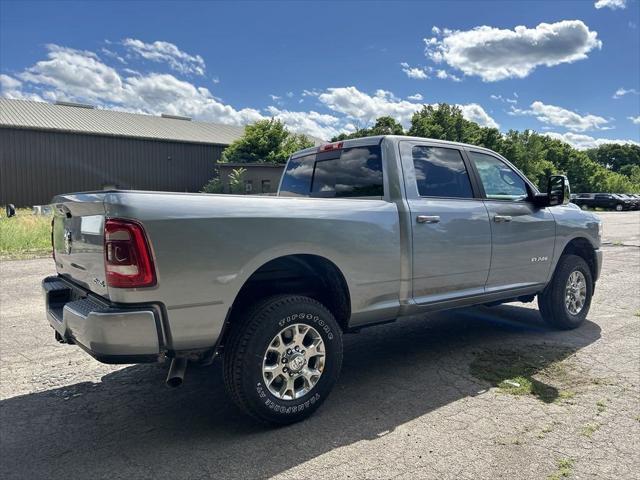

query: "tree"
xmin=585 ymin=144 xmax=640 ymax=172
xmin=201 ymin=176 xmax=224 ymax=194
xmin=408 ymin=103 xmax=480 ymax=143
xmin=228 ymin=167 xmax=247 ymax=194
xmin=222 ymin=119 xmax=313 ymax=165
xmin=331 ymin=116 xmax=404 ymax=141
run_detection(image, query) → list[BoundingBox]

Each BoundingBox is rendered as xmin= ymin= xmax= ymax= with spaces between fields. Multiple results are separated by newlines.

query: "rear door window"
xmin=279 ymin=146 xmax=384 ymax=198
xmin=311 ymin=147 xmax=383 ymax=198
xmin=411 ymin=146 xmax=474 ymax=198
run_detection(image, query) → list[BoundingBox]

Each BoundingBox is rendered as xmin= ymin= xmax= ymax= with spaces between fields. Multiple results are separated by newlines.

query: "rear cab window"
xmin=279 ymin=145 xmax=384 ymax=198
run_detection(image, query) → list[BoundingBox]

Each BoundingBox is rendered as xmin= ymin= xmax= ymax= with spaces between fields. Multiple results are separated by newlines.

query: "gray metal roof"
xmin=0 ymin=98 xmax=246 ymax=145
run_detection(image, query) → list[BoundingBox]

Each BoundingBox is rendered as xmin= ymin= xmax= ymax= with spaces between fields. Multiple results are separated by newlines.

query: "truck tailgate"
xmin=51 ymin=193 xmax=109 ymax=298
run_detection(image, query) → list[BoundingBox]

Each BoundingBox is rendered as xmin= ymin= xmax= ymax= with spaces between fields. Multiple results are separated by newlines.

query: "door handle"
xmin=417 ymin=215 xmax=440 ymax=224
xmin=494 ymin=215 xmax=512 ymax=223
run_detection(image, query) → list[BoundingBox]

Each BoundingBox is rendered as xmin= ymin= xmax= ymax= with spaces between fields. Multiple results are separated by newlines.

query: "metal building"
xmin=0 ymin=98 xmax=245 ymax=206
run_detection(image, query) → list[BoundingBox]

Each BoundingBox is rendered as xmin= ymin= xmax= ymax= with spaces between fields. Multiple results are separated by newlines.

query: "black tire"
xmin=539 ymin=254 xmax=593 ymax=330
xmin=615 ymin=204 xmax=623 ymax=211
xmin=223 ymin=295 xmax=343 ymax=425
xmin=580 ymin=204 xmax=588 ymax=210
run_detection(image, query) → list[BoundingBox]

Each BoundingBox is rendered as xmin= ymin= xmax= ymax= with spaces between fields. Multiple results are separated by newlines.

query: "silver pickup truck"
xmin=43 ymin=135 xmax=602 ymax=424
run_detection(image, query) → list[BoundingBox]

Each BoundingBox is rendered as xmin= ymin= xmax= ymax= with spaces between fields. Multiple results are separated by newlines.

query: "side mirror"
xmin=547 ymin=175 xmax=570 ymax=206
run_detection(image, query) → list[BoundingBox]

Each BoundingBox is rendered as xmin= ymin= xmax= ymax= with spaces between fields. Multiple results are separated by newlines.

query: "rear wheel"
xmin=615 ymin=204 xmax=623 ymax=211
xmin=539 ymin=254 xmax=593 ymax=330
xmin=223 ymin=295 xmax=343 ymax=424
xmin=581 ymin=204 xmax=588 ymax=210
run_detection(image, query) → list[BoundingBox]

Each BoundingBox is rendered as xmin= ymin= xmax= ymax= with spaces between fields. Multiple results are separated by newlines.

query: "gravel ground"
xmin=0 ymin=211 xmax=638 ymax=480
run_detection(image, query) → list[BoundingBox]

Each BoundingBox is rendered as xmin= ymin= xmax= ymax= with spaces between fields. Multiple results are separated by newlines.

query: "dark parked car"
xmin=573 ymin=193 xmax=631 ymax=211
xmin=617 ymin=194 xmax=639 ymax=209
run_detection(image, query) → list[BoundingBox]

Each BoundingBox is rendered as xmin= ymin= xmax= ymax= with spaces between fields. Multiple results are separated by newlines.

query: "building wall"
xmin=0 ymin=128 xmax=224 ymax=206
xmin=217 ymin=163 xmax=285 ymax=194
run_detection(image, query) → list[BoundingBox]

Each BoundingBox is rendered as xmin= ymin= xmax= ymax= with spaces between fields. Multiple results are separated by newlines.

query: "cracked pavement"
xmin=1 ymin=211 xmax=639 ymax=479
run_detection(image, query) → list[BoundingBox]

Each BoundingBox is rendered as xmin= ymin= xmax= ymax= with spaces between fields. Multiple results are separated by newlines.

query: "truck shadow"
xmin=1 ymin=305 xmax=601 ymax=480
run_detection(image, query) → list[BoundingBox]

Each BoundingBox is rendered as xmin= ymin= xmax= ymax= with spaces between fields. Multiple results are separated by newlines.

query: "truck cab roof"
xmin=291 ymin=135 xmax=502 ymax=159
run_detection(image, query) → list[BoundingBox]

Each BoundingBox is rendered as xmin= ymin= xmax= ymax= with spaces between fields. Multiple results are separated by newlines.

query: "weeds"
xmin=581 ymin=423 xmax=600 ymax=438
xmin=548 ymin=458 xmax=574 ymax=479
xmin=470 ymin=347 xmax=574 ymax=403
xmin=0 ymin=208 xmax=52 ymax=259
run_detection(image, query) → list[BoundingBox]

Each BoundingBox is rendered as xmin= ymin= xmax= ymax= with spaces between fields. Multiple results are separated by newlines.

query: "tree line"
xmin=207 ymin=103 xmax=640 ymax=194
xmin=332 ymin=104 xmax=640 ymax=193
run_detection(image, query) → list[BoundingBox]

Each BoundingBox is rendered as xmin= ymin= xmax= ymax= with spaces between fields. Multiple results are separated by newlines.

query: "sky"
xmin=1 ymin=0 xmax=639 ymax=147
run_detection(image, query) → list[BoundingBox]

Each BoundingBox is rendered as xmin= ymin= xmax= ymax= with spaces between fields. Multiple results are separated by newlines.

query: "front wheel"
xmin=539 ymin=254 xmax=593 ymax=330
xmin=223 ymin=295 xmax=343 ymax=424
xmin=615 ymin=204 xmax=623 ymax=211
xmin=581 ymin=204 xmax=588 ymax=210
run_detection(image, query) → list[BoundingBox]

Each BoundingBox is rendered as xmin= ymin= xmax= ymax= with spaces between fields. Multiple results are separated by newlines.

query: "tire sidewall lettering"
xmin=277 ymin=312 xmax=334 ymax=340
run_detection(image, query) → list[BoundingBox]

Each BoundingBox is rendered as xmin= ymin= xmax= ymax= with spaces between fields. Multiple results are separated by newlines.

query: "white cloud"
xmin=400 ymin=62 xmax=428 ymax=79
xmin=628 ymin=116 xmax=640 ymax=125
xmin=544 ymin=131 xmax=638 ymax=149
xmin=269 ymin=94 xmax=282 ymax=101
xmin=318 ymin=86 xmax=498 ymax=128
xmin=9 ymin=44 xmax=262 ymax=126
xmin=319 ymin=87 xmax=421 ymax=124
xmin=18 ymin=44 xmax=126 ymax=102
xmin=491 ymin=93 xmax=518 ymax=104
xmin=0 ymin=74 xmax=21 ymax=90
xmin=613 ymin=87 xmax=639 ymax=99
xmin=124 ymin=73 xmax=264 ymax=125
xmin=435 ymin=69 xmax=461 ymax=82
xmin=266 ymin=106 xmax=341 ymax=140
xmin=4 ymin=45 xmax=501 ymax=141
xmin=459 ymin=103 xmax=500 ymax=128
xmin=122 ymin=38 xmax=205 ymax=75
xmin=407 ymin=93 xmax=423 ymax=101
xmin=510 ymin=101 xmax=609 ymax=132
xmin=101 ymin=48 xmax=126 ymax=64
xmin=0 ymin=74 xmax=45 ymax=101
xmin=594 ymin=0 xmax=626 ymax=10
xmin=424 ymin=20 xmax=602 ymax=81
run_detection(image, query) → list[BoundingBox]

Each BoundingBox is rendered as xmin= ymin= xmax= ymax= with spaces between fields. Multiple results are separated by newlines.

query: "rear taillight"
xmin=104 ymin=218 xmax=156 ymax=288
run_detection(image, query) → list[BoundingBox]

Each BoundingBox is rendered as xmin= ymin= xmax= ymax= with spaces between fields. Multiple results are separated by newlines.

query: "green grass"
xmin=469 ymin=347 xmax=574 ymax=403
xmin=548 ymin=458 xmax=574 ymax=480
xmin=581 ymin=423 xmax=600 ymax=438
xmin=0 ymin=208 xmax=52 ymax=259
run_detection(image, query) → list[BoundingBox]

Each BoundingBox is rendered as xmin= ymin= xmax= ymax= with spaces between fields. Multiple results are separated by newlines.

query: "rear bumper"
xmin=43 ymin=276 xmax=164 ymax=364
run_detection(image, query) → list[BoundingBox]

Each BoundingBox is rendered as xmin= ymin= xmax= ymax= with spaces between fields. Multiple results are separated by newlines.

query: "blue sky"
xmin=1 ymin=0 xmax=638 ymax=147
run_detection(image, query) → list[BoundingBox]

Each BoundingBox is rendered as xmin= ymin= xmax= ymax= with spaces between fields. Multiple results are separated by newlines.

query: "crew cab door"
xmin=399 ymin=141 xmax=491 ymax=303
xmin=466 ymin=150 xmax=556 ymax=291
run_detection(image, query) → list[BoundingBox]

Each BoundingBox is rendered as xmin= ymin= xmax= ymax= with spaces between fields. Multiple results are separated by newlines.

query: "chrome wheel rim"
xmin=262 ymin=323 xmax=326 ymax=401
xmin=565 ymin=271 xmax=587 ymax=315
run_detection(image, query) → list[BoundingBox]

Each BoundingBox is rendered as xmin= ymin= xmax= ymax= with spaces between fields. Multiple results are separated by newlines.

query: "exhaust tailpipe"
xmin=166 ymin=357 xmax=188 ymax=388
